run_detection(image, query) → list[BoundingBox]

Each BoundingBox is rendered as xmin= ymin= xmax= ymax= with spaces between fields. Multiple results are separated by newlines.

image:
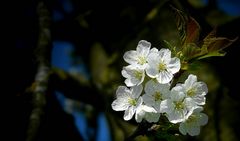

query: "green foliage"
xmin=171 ymin=7 xmax=237 ymax=66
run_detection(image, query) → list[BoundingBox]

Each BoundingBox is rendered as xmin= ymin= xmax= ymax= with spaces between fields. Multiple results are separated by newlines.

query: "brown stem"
xmin=26 ymin=2 xmax=52 ymax=141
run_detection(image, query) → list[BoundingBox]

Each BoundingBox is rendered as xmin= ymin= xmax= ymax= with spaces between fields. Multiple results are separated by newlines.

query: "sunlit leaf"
xmin=182 ymin=43 xmax=201 ymax=60
xmin=198 ymin=32 xmax=238 ymax=59
xmin=172 ymin=7 xmax=200 ymax=45
xmin=162 ymin=40 xmax=177 ymax=56
xmin=185 ymin=17 xmax=200 ymax=44
xmin=172 ymin=6 xmax=187 ymax=45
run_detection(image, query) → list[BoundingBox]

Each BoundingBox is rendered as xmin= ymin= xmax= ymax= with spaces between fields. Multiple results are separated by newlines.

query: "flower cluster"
xmin=111 ymin=40 xmax=208 ymax=136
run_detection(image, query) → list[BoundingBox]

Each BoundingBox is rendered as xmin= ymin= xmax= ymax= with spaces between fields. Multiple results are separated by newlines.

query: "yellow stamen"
xmin=158 ymin=62 xmax=166 ymax=71
xmin=138 ymin=56 xmax=147 ymax=65
xmin=154 ymin=92 xmax=162 ymax=101
xmin=128 ymin=98 xmax=137 ymax=106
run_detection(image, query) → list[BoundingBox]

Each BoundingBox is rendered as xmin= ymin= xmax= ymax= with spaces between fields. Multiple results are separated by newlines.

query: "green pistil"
xmin=138 ymin=56 xmax=147 ymax=65
xmin=158 ymin=62 xmax=166 ymax=71
xmin=154 ymin=92 xmax=162 ymax=101
xmin=174 ymin=101 xmax=184 ymax=110
xmin=187 ymin=88 xmax=196 ymax=97
xmin=128 ymin=98 xmax=137 ymax=106
xmin=134 ymin=70 xmax=142 ymax=80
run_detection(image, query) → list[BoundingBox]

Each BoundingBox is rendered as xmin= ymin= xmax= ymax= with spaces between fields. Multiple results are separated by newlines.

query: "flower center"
xmin=154 ymin=92 xmax=162 ymax=101
xmin=137 ymin=56 xmax=147 ymax=65
xmin=133 ymin=70 xmax=143 ymax=80
xmin=174 ymin=101 xmax=184 ymax=110
xmin=158 ymin=62 xmax=166 ymax=71
xmin=128 ymin=98 xmax=137 ymax=106
xmin=187 ymin=88 xmax=196 ymax=97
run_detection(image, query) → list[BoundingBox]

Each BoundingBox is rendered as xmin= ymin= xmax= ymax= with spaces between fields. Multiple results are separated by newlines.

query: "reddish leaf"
xmin=198 ymin=33 xmax=238 ymax=59
xmin=172 ymin=6 xmax=200 ymax=45
xmin=185 ymin=17 xmax=200 ymax=44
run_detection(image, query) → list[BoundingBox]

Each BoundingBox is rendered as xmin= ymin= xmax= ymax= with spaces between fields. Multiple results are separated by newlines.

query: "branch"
xmin=49 ymin=68 xmax=104 ymax=110
xmin=26 ymin=2 xmax=52 ymax=141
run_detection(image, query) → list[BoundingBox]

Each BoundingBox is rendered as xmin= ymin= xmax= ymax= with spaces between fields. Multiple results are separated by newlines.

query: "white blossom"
xmin=179 ymin=107 xmax=208 ymax=136
xmin=135 ymin=105 xmax=160 ymax=123
xmin=146 ymin=48 xmax=180 ymax=84
xmin=142 ymin=80 xmax=170 ymax=112
xmin=178 ymin=74 xmax=208 ymax=105
xmin=121 ymin=65 xmax=145 ymax=87
xmin=123 ymin=40 xmax=151 ymax=69
xmin=160 ymin=85 xmax=198 ymax=123
xmin=111 ymin=85 xmax=143 ymax=120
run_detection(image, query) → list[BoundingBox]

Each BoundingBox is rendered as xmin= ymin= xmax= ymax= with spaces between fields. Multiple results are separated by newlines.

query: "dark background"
xmin=13 ymin=0 xmax=240 ymax=141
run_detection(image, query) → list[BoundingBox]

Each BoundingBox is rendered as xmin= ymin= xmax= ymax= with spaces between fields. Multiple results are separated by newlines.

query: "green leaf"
xmin=162 ymin=40 xmax=177 ymax=56
xmin=182 ymin=43 xmax=201 ymax=61
xmin=198 ymin=30 xmax=238 ymax=59
xmin=172 ymin=6 xmax=200 ymax=45
xmin=172 ymin=6 xmax=187 ymax=45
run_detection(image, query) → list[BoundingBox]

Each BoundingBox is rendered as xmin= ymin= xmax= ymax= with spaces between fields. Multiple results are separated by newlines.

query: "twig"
xmin=26 ymin=2 xmax=52 ymax=141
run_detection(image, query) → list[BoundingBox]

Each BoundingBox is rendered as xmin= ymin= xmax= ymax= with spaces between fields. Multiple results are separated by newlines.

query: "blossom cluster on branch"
xmin=112 ymin=40 xmax=208 ymax=136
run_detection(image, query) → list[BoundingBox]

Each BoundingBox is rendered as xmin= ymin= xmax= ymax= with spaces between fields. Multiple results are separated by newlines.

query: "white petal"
xmin=156 ymin=71 xmax=173 ymax=84
xmin=193 ymin=107 xmax=203 ymax=113
xmin=146 ymin=66 xmax=158 ymax=78
xmin=193 ymin=95 xmax=206 ymax=105
xmin=179 ymin=123 xmax=187 ymax=135
xmin=199 ymin=113 xmax=208 ymax=126
xmin=132 ymin=85 xmax=143 ymax=98
xmin=136 ymin=97 xmax=143 ymax=107
xmin=184 ymin=74 xmax=197 ymax=89
xmin=142 ymin=94 xmax=154 ymax=106
xmin=160 ymin=99 xmax=174 ymax=113
xmin=123 ymin=50 xmax=138 ymax=64
xmin=121 ymin=67 xmax=130 ymax=78
xmin=122 ymin=65 xmax=145 ymax=87
xmin=142 ymin=105 xmax=157 ymax=113
xmin=111 ymin=99 xmax=129 ymax=111
xmin=188 ymin=126 xmax=200 ymax=136
xmin=116 ymin=86 xmax=130 ymax=98
xmin=124 ymin=79 xmax=136 ymax=87
xmin=135 ymin=105 xmax=159 ymax=123
xmin=124 ymin=106 xmax=135 ymax=120
xmin=144 ymin=80 xmax=156 ymax=95
xmin=147 ymin=51 xmax=159 ymax=63
xmin=168 ymin=109 xmax=185 ymax=123
xmin=167 ymin=57 xmax=180 ymax=74
xmin=136 ymin=40 xmax=151 ymax=56
xmin=135 ymin=108 xmax=145 ymax=123
xmin=170 ymin=88 xmax=185 ymax=101
xmin=195 ymin=82 xmax=208 ymax=95
xmin=145 ymin=112 xmax=160 ymax=123
xmin=150 ymin=47 xmax=159 ymax=53
xmin=158 ymin=48 xmax=171 ymax=62
xmin=184 ymin=98 xmax=199 ymax=117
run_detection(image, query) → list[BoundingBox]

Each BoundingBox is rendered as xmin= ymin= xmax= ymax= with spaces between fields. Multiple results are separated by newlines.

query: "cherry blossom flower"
xmin=179 ymin=107 xmax=208 ymax=136
xmin=135 ymin=105 xmax=160 ymax=123
xmin=111 ymin=85 xmax=143 ymax=120
xmin=160 ymin=85 xmax=198 ymax=123
xmin=177 ymin=74 xmax=208 ymax=105
xmin=123 ymin=40 xmax=151 ymax=69
xmin=142 ymin=80 xmax=170 ymax=112
xmin=146 ymin=48 xmax=180 ymax=84
xmin=121 ymin=65 xmax=145 ymax=87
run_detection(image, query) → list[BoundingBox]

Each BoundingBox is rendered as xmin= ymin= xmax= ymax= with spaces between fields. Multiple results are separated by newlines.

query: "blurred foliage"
xmin=15 ymin=0 xmax=240 ymax=141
